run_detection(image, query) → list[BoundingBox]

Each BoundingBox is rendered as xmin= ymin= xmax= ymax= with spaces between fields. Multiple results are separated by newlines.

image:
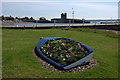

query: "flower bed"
xmin=40 ymin=39 xmax=89 ymax=65
xmin=37 ymin=37 xmax=94 ymax=69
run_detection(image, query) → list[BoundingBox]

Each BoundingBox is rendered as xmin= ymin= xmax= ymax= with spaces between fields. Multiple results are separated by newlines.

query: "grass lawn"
xmin=2 ymin=28 xmax=118 ymax=78
xmin=0 ymin=29 xmax=2 ymax=79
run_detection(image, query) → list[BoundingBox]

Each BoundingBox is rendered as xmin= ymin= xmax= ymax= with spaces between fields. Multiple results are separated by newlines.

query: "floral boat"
xmin=36 ymin=37 xmax=94 ymax=70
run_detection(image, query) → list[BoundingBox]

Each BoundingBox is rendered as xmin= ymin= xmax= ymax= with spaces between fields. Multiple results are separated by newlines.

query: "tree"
xmin=2 ymin=15 xmax=4 ymax=21
xmin=30 ymin=17 xmax=34 ymax=20
xmin=39 ymin=17 xmax=46 ymax=21
xmin=15 ymin=17 xmax=18 ymax=19
xmin=24 ymin=17 xmax=29 ymax=20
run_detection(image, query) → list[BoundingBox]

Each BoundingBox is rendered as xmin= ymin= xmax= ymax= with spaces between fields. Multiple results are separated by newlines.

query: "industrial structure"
xmin=51 ymin=13 xmax=90 ymax=23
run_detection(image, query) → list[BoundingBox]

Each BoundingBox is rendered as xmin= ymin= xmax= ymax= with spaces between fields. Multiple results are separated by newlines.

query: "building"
xmin=60 ymin=13 xmax=67 ymax=23
xmin=51 ymin=13 xmax=90 ymax=23
xmin=51 ymin=13 xmax=67 ymax=23
xmin=1 ymin=16 xmax=15 ymax=21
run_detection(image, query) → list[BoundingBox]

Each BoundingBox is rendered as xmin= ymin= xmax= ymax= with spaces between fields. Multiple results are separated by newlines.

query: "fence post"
xmin=69 ymin=20 xmax=71 ymax=27
xmin=54 ymin=20 xmax=56 ymax=27
xmin=94 ymin=20 xmax=96 ymax=33
xmin=36 ymin=20 xmax=38 ymax=27
xmin=82 ymin=18 xmax=84 ymax=26
xmin=24 ymin=25 xmax=26 ymax=30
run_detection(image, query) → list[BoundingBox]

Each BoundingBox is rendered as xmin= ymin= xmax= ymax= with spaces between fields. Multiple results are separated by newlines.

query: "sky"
xmin=1 ymin=0 xmax=120 ymax=20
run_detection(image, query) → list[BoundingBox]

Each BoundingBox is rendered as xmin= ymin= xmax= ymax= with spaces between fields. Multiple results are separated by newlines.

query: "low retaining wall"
xmin=2 ymin=24 xmax=120 ymax=31
xmin=71 ymin=25 xmax=119 ymax=31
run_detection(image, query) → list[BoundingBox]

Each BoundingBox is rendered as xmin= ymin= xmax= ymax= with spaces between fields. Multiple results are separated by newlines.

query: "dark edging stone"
xmin=33 ymin=47 xmax=99 ymax=73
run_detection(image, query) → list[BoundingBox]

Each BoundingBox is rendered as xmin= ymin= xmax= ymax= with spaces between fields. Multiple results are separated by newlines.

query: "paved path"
xmin=1 ymin=23 xmax=119 ymax=27
xmin=105 ymin=30 xmax=120 ymax=34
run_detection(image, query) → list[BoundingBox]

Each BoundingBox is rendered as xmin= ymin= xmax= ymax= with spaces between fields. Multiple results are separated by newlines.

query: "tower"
xmin=60 ymin=13 xmax=67 ymax=23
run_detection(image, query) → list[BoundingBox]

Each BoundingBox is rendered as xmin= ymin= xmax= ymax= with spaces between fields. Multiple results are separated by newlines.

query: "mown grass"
xmin=0 ymin=29 xmax=2 ymax=79
xmin=2 ymin=28 xmax=118 ymax=78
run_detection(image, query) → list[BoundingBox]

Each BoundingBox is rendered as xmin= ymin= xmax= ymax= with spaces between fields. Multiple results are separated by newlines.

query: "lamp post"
xmin=36 ymin=20 xmax=38 ymax=27
xmin=106 ymin=20 xmax=107 ymax=25
xmin=116 ymin=20 xmax=118 ymax=25
xmin=69 ymin=20 xmax=71 ymax=27
xmin=118 ymin=1 xmax=120 ymax=22
xmin=16 ymin=19 xmax=18 ymax=27
xmin=111 ymin=17 xmax=113 ymax=25
xmin=54 ymin=20 xmax=56 ymax=27
xmin=72 ymin=8 xmax=74 ymax=26
xmin=82 ymin=18 xmax=84 ymax=26
xmin=95 ymin=20 xmax=96 ymax=26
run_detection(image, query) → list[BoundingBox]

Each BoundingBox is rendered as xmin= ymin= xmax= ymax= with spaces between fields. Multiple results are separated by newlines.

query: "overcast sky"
xmin=1 ymin=0 xmax=120 ymax=20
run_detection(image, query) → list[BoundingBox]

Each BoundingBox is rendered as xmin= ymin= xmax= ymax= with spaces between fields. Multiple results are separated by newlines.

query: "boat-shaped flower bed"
xmin=37 ymin=37 xmax=94 ymax=70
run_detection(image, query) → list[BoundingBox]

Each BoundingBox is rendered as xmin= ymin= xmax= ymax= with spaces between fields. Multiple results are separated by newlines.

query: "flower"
xmin=81 ymin=48 xmax=84 ymax=51
xmin=59 ymin=40 xmax=62 ymax=43
xmin=60 ymin=54 xmax=63 ymax=57
xmin=85 ymin=50 xmax=88 ymax=52
xmin=48 ymin=48 xmax=52 ymax=51
xmin=47 ymin=43 xmax=50 ymax=47
xmin=63 ymin=58 xmax=66 ymax=61
xmin=65 ymin=50 xmax=67 ymax=53
xmin=59 ymin=47 xmax=61 ymax=50
xmin=78 ymin=43 xmax=81 ymax=47
xmin=68 ymin=54 xmax=72 ymax=57
xmin=68 ymin=47 xmax=73 ymax=51
xmin=62 ymin=43 xmax=65 ymax=46
xmin=50 ymin=54 xmax=52 ymax=57
xmin=44 ymin=50 xmax=46 ymax=52
xmin=58 ymin=56 xmax=61 ymax=60
xmin=66 ymin=55 xmax=69 ymax=58
xmin=46 ymin=52 xmax=48 ymax=54
xmin=53 ymin=47 xmax=55 ymax=49
xmin=75 ymin=53 xmax=78 ymax=56
xmin=71 ymin=52 xmax=74 ymax=56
